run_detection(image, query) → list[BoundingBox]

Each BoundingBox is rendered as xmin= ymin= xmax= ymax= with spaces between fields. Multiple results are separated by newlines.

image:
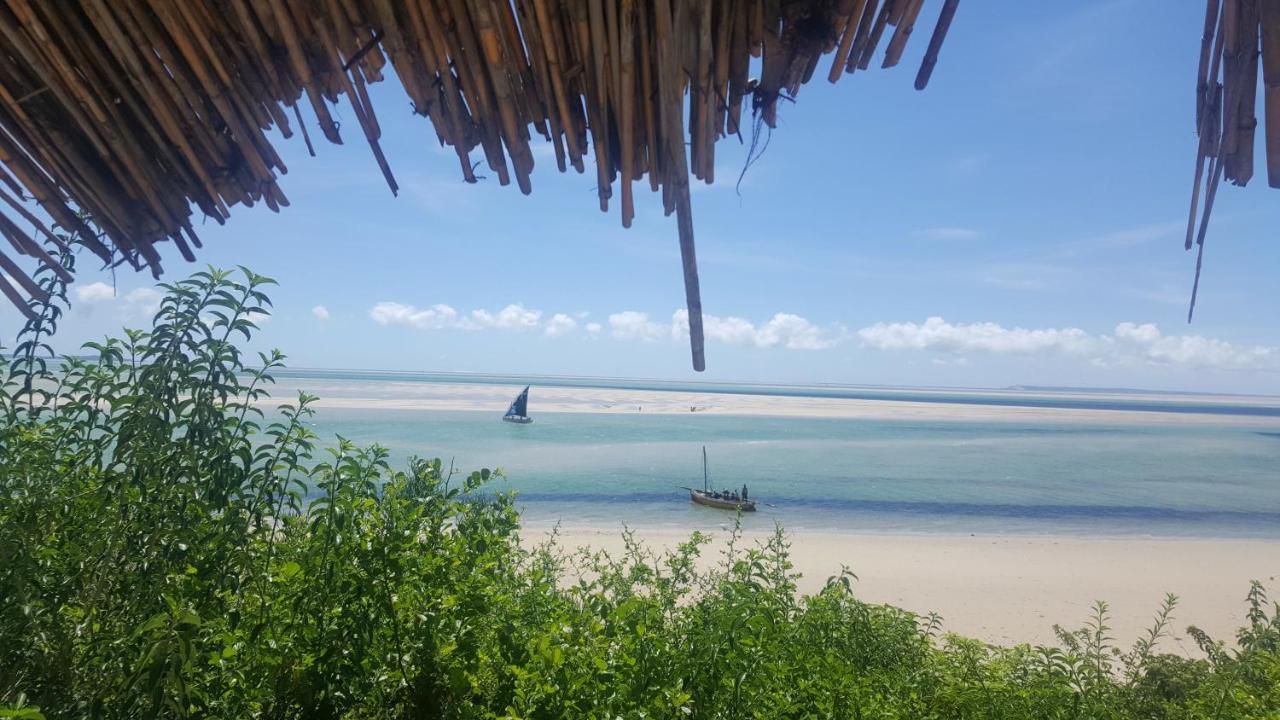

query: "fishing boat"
xmin=502 ymin=385 xmax=532 ymax=424
xmin=686 ymin=446 xmax=755 ymax=512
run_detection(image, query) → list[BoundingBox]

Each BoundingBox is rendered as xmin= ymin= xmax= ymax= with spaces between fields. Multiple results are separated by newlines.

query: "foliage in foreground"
xmin=1 ymin=266 xmax=1279 ymax=720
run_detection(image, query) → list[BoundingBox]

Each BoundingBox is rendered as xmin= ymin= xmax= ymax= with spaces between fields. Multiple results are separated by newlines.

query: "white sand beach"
xmin=526 ymin=526 xmax=1280 ymax=651
xmin=273 ymin=377 xmax=1280 ymax=427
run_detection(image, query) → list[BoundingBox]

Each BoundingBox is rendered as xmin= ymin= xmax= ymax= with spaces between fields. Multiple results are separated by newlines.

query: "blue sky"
xmin=9 ymin=0 xmax=1280 ymax=393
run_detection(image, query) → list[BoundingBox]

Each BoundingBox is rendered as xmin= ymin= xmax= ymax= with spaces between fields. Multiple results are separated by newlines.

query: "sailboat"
xmin=502 ymin=385 xmax=532 ymax=424
xmin=686 ymin=446 xmax=756 ymax=511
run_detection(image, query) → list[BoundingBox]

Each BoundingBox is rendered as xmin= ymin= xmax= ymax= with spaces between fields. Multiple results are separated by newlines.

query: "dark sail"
xmin=506 ymin=386 xmax=529 ymax=418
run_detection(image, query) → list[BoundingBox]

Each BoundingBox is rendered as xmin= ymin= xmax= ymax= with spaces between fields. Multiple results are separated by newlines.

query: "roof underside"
xmin=0 ymin=0 xmax=959 ymax=368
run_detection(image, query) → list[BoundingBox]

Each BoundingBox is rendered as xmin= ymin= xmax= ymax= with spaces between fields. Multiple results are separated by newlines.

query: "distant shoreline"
xmin=268 ymin=368 xmax=1280 ymax=419
xmin=269 ymin=376 xmax=1280 ymax=426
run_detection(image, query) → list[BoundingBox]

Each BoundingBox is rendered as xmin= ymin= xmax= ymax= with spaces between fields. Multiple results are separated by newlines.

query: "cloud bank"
xmin=370 ymin=302 xmax=546 ymax=332
xmin=858 ymin=317 xmax=1094 ymax=355
xmin=73 ymin=282 xmax=161 ymax=316
xmin=858 ymin=316 xmax=1276 ymax=371
xmin=368 ymin=299 xmax=1276 ymax=372
xmin=372 ymin=301 xmax=838 ymax=351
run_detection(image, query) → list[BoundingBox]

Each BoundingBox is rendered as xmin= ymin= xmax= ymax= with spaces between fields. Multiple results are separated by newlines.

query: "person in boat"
xmin=742 ymin=484 xmax=748 ymax=501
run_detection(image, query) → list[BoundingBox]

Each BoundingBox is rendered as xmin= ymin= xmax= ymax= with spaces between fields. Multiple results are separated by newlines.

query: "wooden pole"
xmin=915 ymin=0 xmax=959 ymax=90
xmin=654 ymin=0 xmax=705 ymax=371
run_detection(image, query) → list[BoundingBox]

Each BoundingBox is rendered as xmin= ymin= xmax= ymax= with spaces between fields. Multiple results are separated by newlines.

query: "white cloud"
xmin=123 ymin=287 xmax=162 ymax=316
xmin=70 ymin=282 xmax=160 ymax=318
xmin=857 ymin=316 xmax=1277 ymax=372
xmin=696 ymin=313 xmax=759 ymax=345
xmin=671 ymin=309 xmax=838 ymax=350
xmin=544 ymin=313 xmax=577 ymax=337
xmin=312 ymin=305 xmax=330 ymax=320
xmin=470 ymin=304 xmax=541 ymax=331
xmin=372 ymin=301 xmax=554 ymax=333
xmin=914 ymin=227 xmax=980 ymax=241
xmin=609 ymin=311 xmax=667 ymax=341
xmin=75 ymin=281 xmax=116 ymax=303
xmin=370 ymin=301 xmax=462 ymax=329
xmin=858 ymin=317 xmax=1095 ymax=355
xmin=585 ymin=322 xmax=603 ymax=334
xmin=757 ymin=314 xmax=837 ymax=350
xmin=1114 ymin=322 xmax=1274 ymax=370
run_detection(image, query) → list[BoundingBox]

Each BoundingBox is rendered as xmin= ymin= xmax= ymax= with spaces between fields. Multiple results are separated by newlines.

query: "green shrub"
xmin=1 ymin=265 xmax=1278 ymax=719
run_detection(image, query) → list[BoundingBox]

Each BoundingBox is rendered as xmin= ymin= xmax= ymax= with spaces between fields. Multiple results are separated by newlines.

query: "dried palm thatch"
xmin=0 ymin=0 xmax=960 ymax=370
xmin=1187 ymin=0 xmax=1278 ymax=321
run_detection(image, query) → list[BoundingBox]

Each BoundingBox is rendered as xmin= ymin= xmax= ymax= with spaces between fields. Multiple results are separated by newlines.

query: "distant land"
xmin=1005 ymin=385 xmax=1279 ymax=399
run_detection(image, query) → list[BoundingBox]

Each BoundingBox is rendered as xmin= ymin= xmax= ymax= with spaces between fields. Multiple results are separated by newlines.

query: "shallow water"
xmin=306 ymin=402 xmax=1280 ymax=539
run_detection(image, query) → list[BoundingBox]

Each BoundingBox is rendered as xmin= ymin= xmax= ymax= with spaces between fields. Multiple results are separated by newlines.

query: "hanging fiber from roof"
xmin=1186 ymin=0 xmax=1278 ymax=321
xmin=0 ymin=0 xmax=959 ymax=369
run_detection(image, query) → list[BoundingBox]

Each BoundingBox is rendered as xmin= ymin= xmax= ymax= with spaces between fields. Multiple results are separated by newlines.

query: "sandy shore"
xmin=523 ymin=526 xmax=1280 ymax=651
xmin=270 ymin=378 xmax=1280 ymax=427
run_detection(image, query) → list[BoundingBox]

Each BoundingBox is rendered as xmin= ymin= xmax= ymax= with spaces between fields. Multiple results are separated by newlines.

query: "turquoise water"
xmin=306 ymin=402 xmax=1280 ymax=538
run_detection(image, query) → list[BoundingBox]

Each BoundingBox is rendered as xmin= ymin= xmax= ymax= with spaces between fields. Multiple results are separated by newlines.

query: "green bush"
xmin=2 ymin=266 xmax=1278 ymax=719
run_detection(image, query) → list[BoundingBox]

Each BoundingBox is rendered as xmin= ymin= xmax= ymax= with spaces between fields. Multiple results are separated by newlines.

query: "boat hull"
xmin=689 ymin=489 xmax=756 ymax=512
xmin=502 ymin=415 xmax=532 ymax=424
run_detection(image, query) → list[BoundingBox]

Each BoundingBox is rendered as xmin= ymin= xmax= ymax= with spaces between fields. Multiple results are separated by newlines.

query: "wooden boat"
xmin=502 ymin=385 xmax=532 ymax=424
xmin=686 ymin=446 xmax=756 ymax=512
xmin=689 ymin=488 xmax=756 ymax=511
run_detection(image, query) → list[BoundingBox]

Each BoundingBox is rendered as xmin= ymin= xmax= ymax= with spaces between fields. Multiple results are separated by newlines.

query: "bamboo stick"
xmin=532 ymin=0 xmax=586 ymax=172
xmin=1260 ymin=0 xmax=1280 ymax=186
xmin=857 ymin=0 xmax=894 ymax=70
xmin=1187 ymin=0 xmax=1228 ymax=249
xmin=1232 ymin=2 xmax=1260 ymax=186
xmin=882 ymin=0 xmax=924 ymax=68
xmin=655 ymin=0 xmax=705 ymax=371
xmin=829 ymin=0 xmax=869 ymax=82
xmin=914 ymin=0 xmax=958 ymax=89
xmin=847 ymin=0 xmax=880 ymax=73
xmin=0 ymin=254 xmax=37 ymax=321
xmin=637 ymin=4 xmax=660 ymax=191
xmin=581 ymin=0 xmax=613 ymax=210
xmin=1223 ymin=0 xmax=1259 ymax=185
xmin=619 ymin=0 xmax=636 ymax=226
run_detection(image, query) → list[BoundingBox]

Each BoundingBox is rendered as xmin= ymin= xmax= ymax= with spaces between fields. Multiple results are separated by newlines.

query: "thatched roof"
xmin=1187 ymin=0 xmax=1280 ymax=321
xmin=0 ymin=0 xmax=959 ymax=369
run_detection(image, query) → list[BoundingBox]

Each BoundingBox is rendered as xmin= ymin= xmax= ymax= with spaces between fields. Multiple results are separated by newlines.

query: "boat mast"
xmin=702 ymin=446 xmax=708 ymax=492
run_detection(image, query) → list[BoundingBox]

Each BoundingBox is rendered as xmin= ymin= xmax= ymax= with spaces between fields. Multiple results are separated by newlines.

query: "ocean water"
xmin=298 ymin=380 xmax=1280 ymax=538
